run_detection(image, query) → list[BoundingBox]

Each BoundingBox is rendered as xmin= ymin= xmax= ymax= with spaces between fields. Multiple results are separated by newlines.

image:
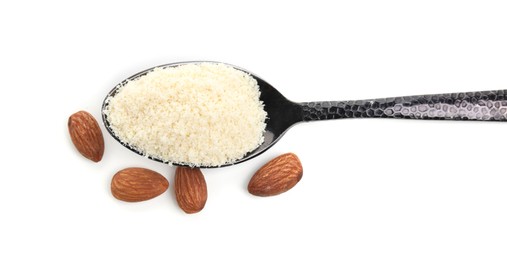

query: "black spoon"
xmin=102 ymin=62 xmax=507 ymax=168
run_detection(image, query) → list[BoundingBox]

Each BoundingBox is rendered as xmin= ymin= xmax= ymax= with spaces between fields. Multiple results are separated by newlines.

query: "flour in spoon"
xmin=104 ymin=62 xmax=267 ymax=167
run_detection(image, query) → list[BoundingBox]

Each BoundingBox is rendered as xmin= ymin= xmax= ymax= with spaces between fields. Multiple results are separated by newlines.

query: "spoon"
xmin=102 ymin=62 xmax=507 ymax=168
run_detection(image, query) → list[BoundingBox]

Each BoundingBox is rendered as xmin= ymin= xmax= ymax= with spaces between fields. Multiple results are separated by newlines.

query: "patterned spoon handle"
xmin=300 ymin=89 xmax=507 ymax=121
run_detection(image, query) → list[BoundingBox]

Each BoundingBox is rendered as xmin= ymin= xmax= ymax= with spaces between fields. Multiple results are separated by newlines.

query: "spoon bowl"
xmin=102 ymin=62 xmax=507 ymax=168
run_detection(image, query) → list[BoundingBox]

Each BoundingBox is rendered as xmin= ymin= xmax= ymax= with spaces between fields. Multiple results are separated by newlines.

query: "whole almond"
xmin=248 ymin=153 xmax=303 ymax=197
xmin=68 ymin=111 xmax=104 ymax=162
xmin=111 ymin=167 xmax=169 ymax=202
xmin=175 ymin=167 xmax=207 ymax=214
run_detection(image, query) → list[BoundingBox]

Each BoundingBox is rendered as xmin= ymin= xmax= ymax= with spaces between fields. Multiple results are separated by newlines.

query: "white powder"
xmin=104 ymin=62 xmax=267 ymax=167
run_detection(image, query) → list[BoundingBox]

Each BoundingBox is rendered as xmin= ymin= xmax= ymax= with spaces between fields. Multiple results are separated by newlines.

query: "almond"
xmin=68 ymin=111 xmax=104 ymax=162
xmin=111 ymin=167 xmax=169 ymax=202
xmin=248 ymin=153 xmax=303 ymax=197
xmin=174 ymin=167 xmax=207 ymax=214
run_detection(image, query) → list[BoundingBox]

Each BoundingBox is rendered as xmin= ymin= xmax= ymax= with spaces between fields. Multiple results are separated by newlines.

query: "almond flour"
xmin=104 ymin=62 xmax=267 ymax=167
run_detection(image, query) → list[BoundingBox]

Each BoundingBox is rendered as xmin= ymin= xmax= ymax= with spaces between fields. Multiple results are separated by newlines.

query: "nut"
xmin=68 ymin=111 xmax=104 ymax=162
xmin=248 ymin=153 xmax=303 ymax=196
xmin=174 ymin=167 xmax=207 ymax=214
xmin=111 ymin=167 xmax=169 ymax=202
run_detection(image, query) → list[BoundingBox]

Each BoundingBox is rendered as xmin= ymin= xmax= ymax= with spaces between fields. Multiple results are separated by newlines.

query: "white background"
xmin=1 ymin=0 xmax=507 ymax=259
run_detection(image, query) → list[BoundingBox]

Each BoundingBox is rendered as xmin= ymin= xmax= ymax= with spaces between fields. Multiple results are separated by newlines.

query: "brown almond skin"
xmin=175 ymin=167 xmax=207 ymax=214
xmin=68 ymin=111 xmax=104 ymax=162
xmin=111 ymin=167 xmax=169 ymax=202
xmin=248 ymin=153 xmax=303 ymax=197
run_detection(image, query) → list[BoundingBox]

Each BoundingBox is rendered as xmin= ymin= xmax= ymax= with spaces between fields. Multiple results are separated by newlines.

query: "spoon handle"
xmin=300 ymin=89 xmax=507 ymax=121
